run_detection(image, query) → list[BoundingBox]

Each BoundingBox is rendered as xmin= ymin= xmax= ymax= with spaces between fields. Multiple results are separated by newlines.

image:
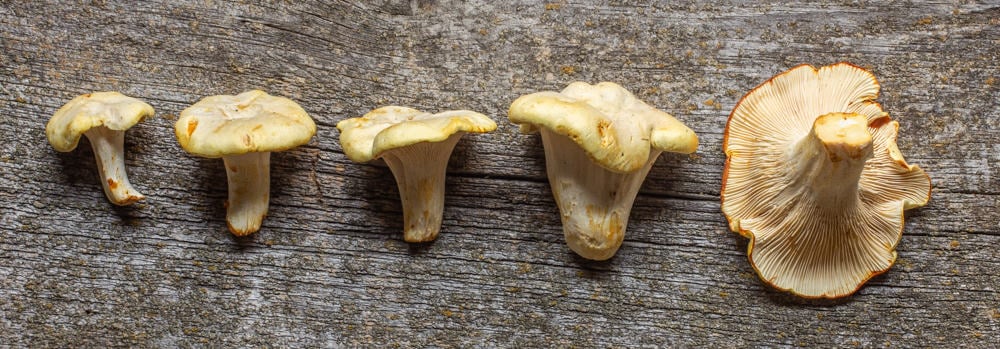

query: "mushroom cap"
xmin=508 ymin=81 xmax=698 ymax=173
xmin=46 ymin=92 xmax=154 ymax=152
xmin=175 ymin=90 xmax=316 ymax=158
xmin=336 ymin=106 xmax=497 ymax=163
xmin=722 ymin=62 xmax=931 ymax=298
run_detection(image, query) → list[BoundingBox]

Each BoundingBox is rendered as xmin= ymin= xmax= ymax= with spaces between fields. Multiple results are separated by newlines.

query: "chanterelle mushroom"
xmin=175 ymin=90 xmax=316 ymax=236
xmin=46 ymin=92 xmax=153 ymax=205
xmin=337 ymin=106 xmax=497 ymax=243
xmin=509 ymin=81 xmax=699 ymax=260
xmin=722 ymin=63 xmax=931 ymax=298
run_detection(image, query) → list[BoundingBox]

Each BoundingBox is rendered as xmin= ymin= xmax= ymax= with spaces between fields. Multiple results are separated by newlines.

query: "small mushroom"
xmin=722 ymin=63 xmax=931 ymax=298
xmin=46 ymin=92 xmax=153 ymax=205
xmin=174 ymin=90 xmax=316 ymax=236
xmin=508 ymin=82 xmax=699 ymax=260
xmin=337 ymin=106 xmax=497 ymax=242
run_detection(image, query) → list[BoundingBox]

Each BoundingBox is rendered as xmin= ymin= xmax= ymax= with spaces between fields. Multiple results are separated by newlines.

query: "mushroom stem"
xmin=84 ymin=126 xmax=145 ymax=206
xmin=381 ymin=134 xmax=463 ymax=243
xmin=790 ymin=112 xmax=874 ymax=205
xmin=222 ymin=152 xmax=271 ymax=236
xmin=540 ymin=128 xmax=658 ymax=261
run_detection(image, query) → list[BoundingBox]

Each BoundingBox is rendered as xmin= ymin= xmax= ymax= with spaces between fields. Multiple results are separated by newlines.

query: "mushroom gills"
xmin=721 ymin=63 xmax=932 ymax=298
xmin=380 ymin=134 xmax=463 ymax=243
xmin=85 ymin=126 xmax=145 ymax=205
xmin=755 ymin=112 xmax=878 ymax=296
xmin=223 ymin=152 xmax=271 ymax=236
xmin=540 ymin=128 xmax=659 ymax=261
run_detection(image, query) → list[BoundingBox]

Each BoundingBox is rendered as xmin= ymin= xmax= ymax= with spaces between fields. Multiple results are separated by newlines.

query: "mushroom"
xmin=46 ymin=92 xmax=154 ymax=205
xmin=174 ymin=90 xmax=316 ymax=236
xmin=722 ymin=63 xmax=931 ymax=298
xmin=508 ymin=81 xmax=699 ymax=260
xmin=337 ymin=106 xmax=497 ymax=242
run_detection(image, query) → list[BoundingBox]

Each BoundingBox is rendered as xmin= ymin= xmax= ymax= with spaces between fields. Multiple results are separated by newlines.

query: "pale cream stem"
xmin=789 ymin=112 xmax=874 ymax=207
xmin=84 ymin=126 xmax=145 ymax=205
xmin=381 ymin=134 xmax=463 ymax=243
xmin=223 ymin=152 xmax=271 ymax=236
xmin=540 ymin=128 xmax=659 ymax=261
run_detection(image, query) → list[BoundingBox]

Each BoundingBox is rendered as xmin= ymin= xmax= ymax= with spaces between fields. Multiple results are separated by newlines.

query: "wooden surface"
xmin=1 ymin=1 xmax=998 ymax=347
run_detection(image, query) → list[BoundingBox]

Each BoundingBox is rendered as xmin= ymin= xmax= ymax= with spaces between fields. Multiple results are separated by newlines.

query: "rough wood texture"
xmin=1 ymin=1 xmax=998 ymax=347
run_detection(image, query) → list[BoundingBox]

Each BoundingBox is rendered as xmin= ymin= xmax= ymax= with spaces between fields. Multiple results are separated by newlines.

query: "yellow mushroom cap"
xmin=46 ymin=92 xmax=154 ymax=152
xmin=722 ymin=63 xmax=932 ymax=298
xmin=508 ymin=81 xmax=699 ymax=173
xmin=175 ymin=90 xmax=316 ymax=158
xmin=336 ymin=106 xmax=498 ymax=163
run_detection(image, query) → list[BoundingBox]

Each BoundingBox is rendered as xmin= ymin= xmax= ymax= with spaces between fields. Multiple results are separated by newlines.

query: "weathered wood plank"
xmin=1 ymin=0 xmax=998 ymax=347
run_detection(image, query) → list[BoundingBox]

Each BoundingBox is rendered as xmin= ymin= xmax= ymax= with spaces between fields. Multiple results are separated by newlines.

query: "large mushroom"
xmin=508 ymin=81 xmax=699 ymax=260
xmin=175 ymin=90 xmax=316 ymax=236
xmin=722 ymin=63 xmax=931 ymax=298
xmin=337 ymin=106 xmax=497 ymax=243
xmin=46 ymin=92 xmax=153 ymax=205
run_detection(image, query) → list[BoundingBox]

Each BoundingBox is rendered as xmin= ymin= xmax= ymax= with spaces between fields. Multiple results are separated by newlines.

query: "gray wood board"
xmin=1 ymin=0 xmax=998 ymax=347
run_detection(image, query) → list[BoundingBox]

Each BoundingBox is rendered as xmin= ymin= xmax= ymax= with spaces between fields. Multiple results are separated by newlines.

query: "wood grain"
xmin=1 ymin=0 xmax=997 ymax=346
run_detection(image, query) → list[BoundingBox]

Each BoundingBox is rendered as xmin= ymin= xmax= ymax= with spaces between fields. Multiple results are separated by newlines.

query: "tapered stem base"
xmin=540 ymin=129 xmax=659 ymax=261
xmin=223 ymin=152 xmax=271 ymax=236
xmin=85 ymin=127 xmax=144 ymax=206
xmin=381 ymin=135 xmax=462 ymax=243
xmin=788 ymin=112 xmax=873 ymax=207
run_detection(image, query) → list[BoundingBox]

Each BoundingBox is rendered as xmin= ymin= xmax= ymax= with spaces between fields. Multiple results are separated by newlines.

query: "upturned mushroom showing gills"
xmin=175 ymin=90 xmax=316 ymax=236
xmin=722 ymin=63 xmax=931 ymax=298
xmin=46 ymin=92 xmax=153 ymax=205
xmin=508 ymin=82 xmax=699 ymax=261
xmin=337 ymin=106 xmax=497 ymax=243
